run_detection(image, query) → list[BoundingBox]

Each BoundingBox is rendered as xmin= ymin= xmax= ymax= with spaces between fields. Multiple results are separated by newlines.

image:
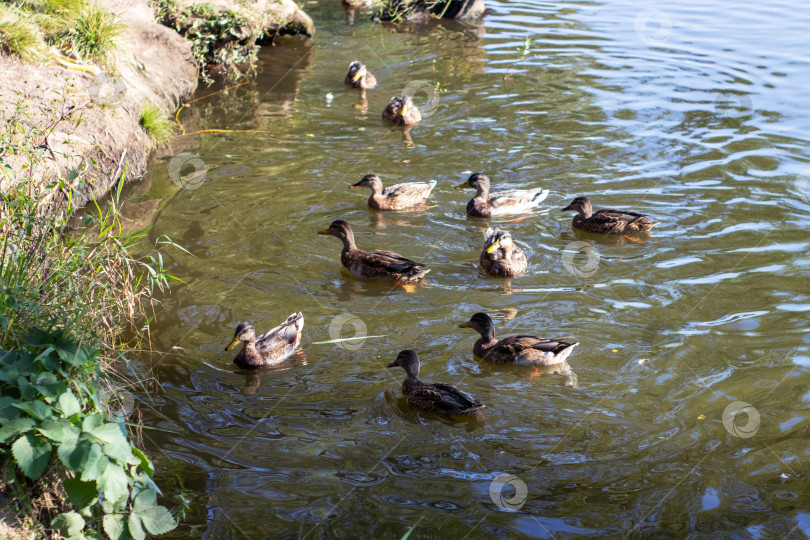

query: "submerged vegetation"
xmin=0 ymin=92 xmax=184 ymax=536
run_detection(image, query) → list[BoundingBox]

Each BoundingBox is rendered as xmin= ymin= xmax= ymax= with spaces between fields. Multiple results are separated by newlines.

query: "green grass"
xmin=70 ymin=3 xmax=124 ymax=61
xmin=0 ymin=5 xmax=48 ymax=62
xmin=139 ymin=101 xmax=176 ymax=144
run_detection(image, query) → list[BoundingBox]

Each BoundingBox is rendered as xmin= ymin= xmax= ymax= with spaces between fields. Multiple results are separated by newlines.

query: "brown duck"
xmin=455 ymin=173 xmax=549 ymax=218
xmin=459 ymin=313 xmax=578 ymax=366
xmin=350 ymin=174 xmax=437 ymax=211
xmin=382 ymin=96 xmax=421 ymax=125
xmin=480 ymin=227 xmax=527 ymax=277
xmin=225 ymin=313 xmax=304 ymax=369
xmin=562 ymin=196 xmax=659 ymax=234
xmin=318 ymin=220 xmax=430 ymax=282
xmin=344 ymin=61 xmax=376 ymax=90
xmin=387 ymin=350 xmax=485 ymax=415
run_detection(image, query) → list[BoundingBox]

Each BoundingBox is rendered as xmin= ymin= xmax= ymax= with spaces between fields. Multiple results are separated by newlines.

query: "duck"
xmin=344 ymin=61 xmax=376 ymax=90
xmin=349 ymin=174 xmax=437 ymax=211
xmin=387 ymin=350 xmax=485 ymax=415
xmin=561 ymin=196 xmax=660 ymax=234
xmin=225 ymin=313 xmax=304 ymax=369
xmin=459 ymin=313 xmax=578 ymax=366
xmin=318 ymin=220 xmax=430 ymax=282
xmin=382 ymin=96 xmax=421 ymax=125
xmin=455 ymin=173 xmax=549 ymax=217
xmin=480 ymin=227 xmax=527 ymax=277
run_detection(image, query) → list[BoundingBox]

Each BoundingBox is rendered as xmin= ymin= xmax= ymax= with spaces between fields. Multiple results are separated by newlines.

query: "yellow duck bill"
xmin=485 ymin=241 xmax=501 ymax=254
xmin=225 ymin=337 xmax=240 ymax=351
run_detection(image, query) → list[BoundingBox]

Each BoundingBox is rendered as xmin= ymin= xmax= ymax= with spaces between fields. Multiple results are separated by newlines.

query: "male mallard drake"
xmin=455 ymin=173 xmax=549 ymax=217
xmin=350 ymin=174 xmax=437 ymax=211
xmin=383 ymin=96 xmax=421 ymax=125
xmin=226 ymin=313 xmax=304 ymax=369
xmin=344 ymin=61 xmax=376 ymax=90
xmin=562 ymin=196 xmax=660 ymax=234
xmin=480 ymin=227 xmax=527 ymax=277
xmin=387 ymin=350 xmax=485 ymax=415
xmin=318 ymin=220 xmax=430 ymax=282
xmin=459 ymin=313 xmax=578 ymax=366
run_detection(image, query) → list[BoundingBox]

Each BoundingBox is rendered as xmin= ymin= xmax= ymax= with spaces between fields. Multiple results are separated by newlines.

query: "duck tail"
xmin=531 ymin=189 xmax=550 ymax=206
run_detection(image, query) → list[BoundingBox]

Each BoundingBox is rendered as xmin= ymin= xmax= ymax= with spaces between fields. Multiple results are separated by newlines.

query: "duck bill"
xmin=348 ymin=182 xmax=363 ymax=189
xmin=561 ymin=204 xmax=573 ymax=212
xmin=386 ymin=361 xmax=398 ymax=367
xmin=318 ymin=229 xmax=331 ymax=235
xmin=352 ymin=68 xmax=365 ymax=82
xmin=458 ymin=321 xmax=472 ymax=328
xmin=485 ymin=241 xmax=501 ymax=254
xmin=455 ymin=181 xmax=469 ymax=190
xmin=225 ymin=337 xmax=240 ymax=351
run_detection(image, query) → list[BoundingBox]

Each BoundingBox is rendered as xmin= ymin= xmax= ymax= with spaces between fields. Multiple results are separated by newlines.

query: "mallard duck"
xmin=225 ymin=313 xmax=304 ymax=369
xmin=480 ymin=227 xmax=527 ymax=277
xmin=382 ymin=96 xmax=421 ymax=125
xmin=350 ymin=174 xmax=437 ymax=211
xmin=459 ymin=313 xmax=578 ymax=366
xmin=318 ymin=220 xmax=430 ymax=282
xmin=561 ymin=196 xmax=660 ymax=234
xmin=387 ymin=350 xmax=485 ymax=415
xmin=344 ymin=61 xmax=376 ymax=90
xmin=455 ymin=173 xmax=549 ymax=217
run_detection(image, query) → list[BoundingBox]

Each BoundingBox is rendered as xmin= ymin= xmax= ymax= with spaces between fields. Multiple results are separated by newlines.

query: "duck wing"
xmin=488 ymin=188 xmax=549 ymax=211
xmin=256 ymin=312 xmax=304 ymax=349
xmin=495 ymin=335 xmax=576 ymax=355
xmin=382 ymin=181 xmax=437 ymax=201
xmin=429 ymin=383 xmax=484 ymax=412
xmin=365 ymin=250 xmax=426 ymax=273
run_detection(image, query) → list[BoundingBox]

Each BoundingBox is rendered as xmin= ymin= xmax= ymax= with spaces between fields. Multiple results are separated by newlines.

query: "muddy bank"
xmin=0 ymin=0 xmax=314 ymax=206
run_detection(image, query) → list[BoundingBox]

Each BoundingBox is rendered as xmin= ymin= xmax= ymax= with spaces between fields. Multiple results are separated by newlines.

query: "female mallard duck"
xmin=480 ymin=227 xmax=527 ymax=277
xmin=350 ymin=174 xmax=437 ymax=211
xmin=318 ymin=220 xmax=430 ymax=282
xmin=459 ymin=313 xmax=578 ymax=366
xmin=455 ymin=173 xmax=549 ymax=217
xmin=225 ymin=313 xmax=304 ymax=369
xmin=344 ymin=61 xmax=376 ymax=90
xmin=387 ymin=350 xmax=485 ymax=415
xmin=562 ymin=196 xmax=660 ymax=234
xmin=383 ymin=96 xmax=421 ymax=125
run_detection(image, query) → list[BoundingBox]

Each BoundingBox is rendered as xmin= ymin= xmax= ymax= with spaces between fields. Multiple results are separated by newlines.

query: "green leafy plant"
xmin=69 ymin=3 xmax=124 ymax=62
xmin=139 ymin=101 xmax=176 ymax=145
xmin=0 ymin=5 xmax=48 ymax=62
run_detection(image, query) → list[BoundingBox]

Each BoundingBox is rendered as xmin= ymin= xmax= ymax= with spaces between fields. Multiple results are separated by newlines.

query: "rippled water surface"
xmin=133 ymin=0 xmax=810 ymax=537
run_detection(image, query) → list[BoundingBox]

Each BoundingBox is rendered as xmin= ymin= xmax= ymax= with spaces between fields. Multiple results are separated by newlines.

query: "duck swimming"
xmin=318 ymin=220 xmax=430 ymax=283
xmin=456 ymin=173 xmax=548 ymax=217
xmin=459 ymin=313 xmax=578 ymax=366
xmin=350 ymin=174 xmax=437 ymax=210
xmin=387 ymin=350 xmax=485 ymax=415
xmin=561 ymin=196 xmax=660 ymax=234
xmin=226 ymin=313 xmax=304 ymax=369
xmin=480 ymin=227 xmax=527 ymax=277
xmin=344 ymin=61 xmax=376 ymax=90
xmin=383 ymin=96 xmax=421 ymax=125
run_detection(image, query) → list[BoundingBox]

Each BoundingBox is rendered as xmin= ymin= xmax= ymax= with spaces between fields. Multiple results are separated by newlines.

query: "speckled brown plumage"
xmin=460 ymin=313 xmax=578 ymax=366
xmin=344 ymin=61 xmax=376 ymax=90
xmin=226 ymin=313 xmax=304 ymax=369
xmin=387 ymin=350 xmax=484 ymax=415
xmin=562 ymin=196 xmax=660 ymax=234
xmin=455 ymin=173 xmax=549 ymax=218
xmin=480 ymin=227 xmax=527 ymax=277
xmin=318 ymin=220 xmax=430 ymax=282
xmin=382 ymin=96 xmax=421 ymax=125
xmin=349 ymin=174 xmax=437 ymax=210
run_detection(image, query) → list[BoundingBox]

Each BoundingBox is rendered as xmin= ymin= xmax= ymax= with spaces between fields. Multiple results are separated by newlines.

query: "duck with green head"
xmin=480 ymin=227 xmax=527 ymax=277
xmin=459 ymin=313 xmax=578 ymax=366
xmin=561 ymin=196 xmax=660 ymax=234
xmin=226 ymin=313 xmax=304 ymax=369
xmin=456 ymin=173 xmax=549 ymax=218
xmin=387 ymin=350 xmax=485 ymax=415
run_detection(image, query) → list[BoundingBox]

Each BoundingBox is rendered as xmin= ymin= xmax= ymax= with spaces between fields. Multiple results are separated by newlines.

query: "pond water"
xmin=134 ymin=0 xmax=810 ymax=537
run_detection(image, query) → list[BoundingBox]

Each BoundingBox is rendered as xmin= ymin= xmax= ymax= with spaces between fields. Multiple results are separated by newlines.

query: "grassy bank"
xmin=0 ymin=91 xmax=184 ymax=537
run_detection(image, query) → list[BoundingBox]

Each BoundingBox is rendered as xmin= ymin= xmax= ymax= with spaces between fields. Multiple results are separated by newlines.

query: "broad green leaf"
xmin=82 ymin=413 xmax=104 ymax=433
xmin=132 ymin=488 xmax=157 ymax=512
xmin=0 ymin=417 xmax=36 ymax=443
xmin=51 ymin=511 xmax=85 ymax=537
xmin=58 ymin=390 xmax=82 ymax=418
xmin=98 ymin=461 xmax=129 ymax=508
xmin=64 ymin=477 xmax=98 ymax=509
xmin=79 ymin=445 xmax=107 ymax=482
xmin=58 ymin=433 xmax=94 ymax=470
xmin=17 ymin=376 xmax=35 ymax=400
xmin=33 ymin=372 xmax=67 ymax=400
xmin=54 ymin=337 xmax=93 ymax=366
xmin=103 ymin=514 xmax=126 ymax=540
xmin=89 ymin=422 xmax=133 ymax=463
xmin=128 ymin=512 xmax=146 ymax=540
xmin=11 ymin=433 xmax=52 ymax=480
xmin=37 ymin=417 xmax=79 ymax=443
xmin=0 ymin=397 xmax=20 ymax=422
xmin=137 ymin=505 xmax=177 ymax=536
xmin=132 ymin=448 xmax=154 ymax=478
xmin=12 ymin=400 xmax=53 ymax=421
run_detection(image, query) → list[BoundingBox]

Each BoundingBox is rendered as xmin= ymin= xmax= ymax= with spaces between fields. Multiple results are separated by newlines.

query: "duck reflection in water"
xmin=240 ymin=351 xmax=307 ymax=396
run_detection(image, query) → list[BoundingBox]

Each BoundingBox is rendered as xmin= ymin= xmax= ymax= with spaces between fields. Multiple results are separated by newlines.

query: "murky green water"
xmin=133 ymin=0 xmax=810 ymax=537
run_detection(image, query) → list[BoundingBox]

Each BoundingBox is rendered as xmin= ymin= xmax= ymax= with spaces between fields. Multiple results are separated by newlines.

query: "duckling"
xmin=561 ymin=196 xmax=660 ymax=234
xmin=455 ymin=173 xmax=549 ymax=217
xmin=318 ymin=220 xmax=430 ymax=282
xmin=387 ymin=350 xmax=485 ymax=415
xmin=226 ymin=313 xmax=304 ymax=369
xmin=344 ymin=61 xmax=376 ymax=90
xmin=480 ymin=227 xmax=527 ymax=277
xmin=350 ymin=174 xmax=437 ymax=211
xmin=459 ymin=313 xmax=578 ymax=366
xmin=382 ymin=96 xmax=421 ymax=125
